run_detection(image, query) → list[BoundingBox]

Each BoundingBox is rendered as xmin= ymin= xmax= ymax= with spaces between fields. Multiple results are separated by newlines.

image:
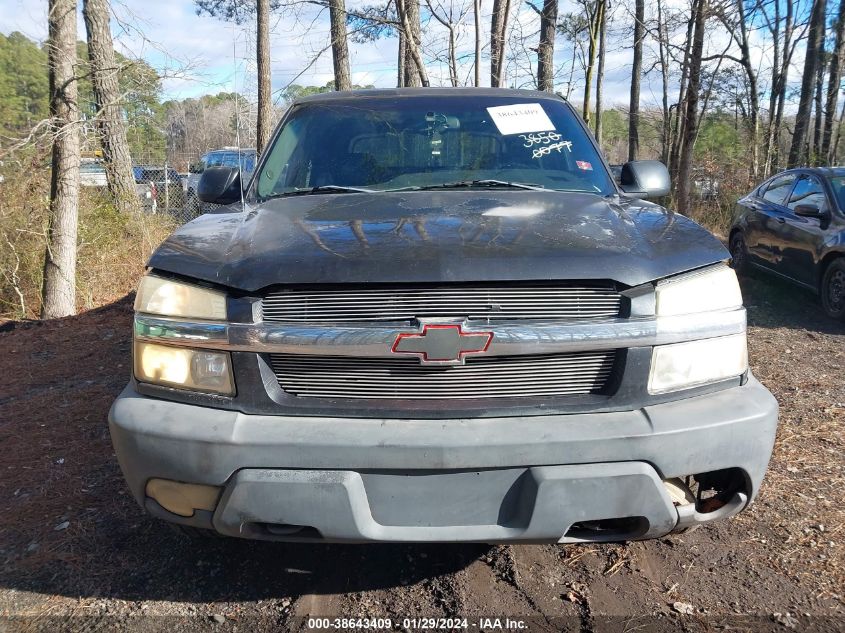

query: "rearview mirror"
xmin=198 ymin=166 xmax=242 ymax=205
xmin=793 ymin=203 xmax=827 ymax=219
xmin=619 ymin=160 xmax=671 ymax=199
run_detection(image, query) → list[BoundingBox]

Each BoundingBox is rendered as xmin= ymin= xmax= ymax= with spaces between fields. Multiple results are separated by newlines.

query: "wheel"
xmin=820 ymin=258 xmax=845 ymax=320
xmin=729 ymin=232 xmax=748 ymax=274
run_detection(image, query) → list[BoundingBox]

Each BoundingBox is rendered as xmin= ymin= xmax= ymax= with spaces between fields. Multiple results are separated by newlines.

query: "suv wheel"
xmin=729 ymin=232 xmax=748 ymax=274
xmin=821 ymin=258 xmax=845 ymax=320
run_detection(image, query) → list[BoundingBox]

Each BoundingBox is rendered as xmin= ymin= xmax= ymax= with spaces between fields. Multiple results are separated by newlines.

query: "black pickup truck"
xmin=109 ymin=88 xmax=778 ymax=543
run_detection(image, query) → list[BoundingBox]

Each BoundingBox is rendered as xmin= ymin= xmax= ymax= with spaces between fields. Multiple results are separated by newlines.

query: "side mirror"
xmin=793 ymin=203 xmax=827 ymax=219
xmin=619 ymin=160 xmax=671 ymax=199
xmin=189 ymin=162 xmax=204 ymax=174
xmin=198 ymin=166 xmax=242 ymax=204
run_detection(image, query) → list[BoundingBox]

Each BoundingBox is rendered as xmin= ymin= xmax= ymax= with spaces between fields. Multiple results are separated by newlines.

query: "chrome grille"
xmin=270 ymin=351 xmax=616 ymax=399
xmin=261 ymin=285 xmax=622 ymax=322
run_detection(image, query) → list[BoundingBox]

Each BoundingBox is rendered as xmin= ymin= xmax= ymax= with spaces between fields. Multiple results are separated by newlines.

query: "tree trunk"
xmin=398 ymin=30 xmax=406 ymax=87
xmin=42 ymin=0 xmax=80 ymax=319
xmin=813 ymin=47 xmax=826 ymax=164
xmin=594 ymin=0 xmax=606 ymax=145
xmin=398 ymin=0 xmax=428 ymax=86
xmin=628 ymin=0 xmax=644 ymax=161
xmin=536 ymin=0 xmax=557 ymax=92
xmin=473 ymin=0 xmax=481 ymax=86
xmin=657 ymin=0 xmax=670 ymax=164
xmin=329 ymin=0 xmax=352 ymax=90
xmin=823 ymin=0 xmax=845 ymax=161
xmin=82 ymin=0 xmax=138 ymax=215
xmin=490 ymin=0 xmax=511 ymax=87
xmin=669 ymin=7 xmax=697 ymax=180
xmin=832 ymin=97 xmax=845 ymax=159
xmin=676 ymin=0 xmax=705 ymax=216
xmin=256 ymin=0 xmax=272 ymax=155
xmin=789 ymin=0 xmax=827 ymax=167
xmin=770 ymin=0 xmax=794 ymax=173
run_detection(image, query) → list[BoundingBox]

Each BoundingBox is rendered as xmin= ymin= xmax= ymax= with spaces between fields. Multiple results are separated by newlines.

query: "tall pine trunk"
xmin=823 ymin=0 xmax=845 ymax=161
xmin=256 ymin=0 xmax=272 ymax=154
xmin=42 ymin=0 xmax=80 ymax=319
xmin=490 ymin=0 xmax=511 ymax=87
xmin=536 ymin=0 xmax=557 ymax=91
xmin=473 ymin=0 xmax=481 ymax=86
xmin=398 ymin=0 xmax=428 ymax=86
xmin=789 ymin=0 xmax=827 ymax=167
xmin=594 ymin=0 xmax=606 ymax=145
xmin=329 ymin=0 xmax=352 ymax=90
xmin=628 ymin=0 xmax=644 ymax=161
xmin=676 ymin=0 xmax=705 ymax=216
xmin=83 ymin=0 xmax=138 ymax=215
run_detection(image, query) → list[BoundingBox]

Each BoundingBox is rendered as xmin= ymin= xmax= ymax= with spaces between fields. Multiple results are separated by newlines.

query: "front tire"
xmin=821 ymin=258 xmax=845 ymax=321
xmin=729 ymin=232 xmax=748 ymax=274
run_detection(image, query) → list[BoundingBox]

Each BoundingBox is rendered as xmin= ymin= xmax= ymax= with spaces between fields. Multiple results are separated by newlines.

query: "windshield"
xmin=254 ymin=95 xmax=615 ymax=198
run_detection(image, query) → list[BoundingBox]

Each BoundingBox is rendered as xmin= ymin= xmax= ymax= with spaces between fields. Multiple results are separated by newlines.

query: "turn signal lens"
xmin=134 ymin=341 xmax=234 ymax=395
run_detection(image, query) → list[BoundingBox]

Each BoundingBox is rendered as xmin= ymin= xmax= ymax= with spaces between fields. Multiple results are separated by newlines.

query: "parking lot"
xmin=0 ymin=273 xmax=843 ymax=632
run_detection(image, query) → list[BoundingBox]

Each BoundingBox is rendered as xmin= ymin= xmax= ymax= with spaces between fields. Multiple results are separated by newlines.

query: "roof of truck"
xmin=293 ymin=87 xmax=564 ymax=105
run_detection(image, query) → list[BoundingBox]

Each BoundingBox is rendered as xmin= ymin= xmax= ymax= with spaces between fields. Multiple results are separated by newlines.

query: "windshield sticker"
xmin=487 ymin=103 xmax=555 ymax=135
xmin=576 ymin=160 xmax=593 ymax=171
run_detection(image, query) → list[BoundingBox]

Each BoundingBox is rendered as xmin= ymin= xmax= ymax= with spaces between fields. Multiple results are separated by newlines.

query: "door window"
xmin=787 ymin=175 xmax=829 ymax=213
xmin=761 ymin=173 xmax=796 ymax=206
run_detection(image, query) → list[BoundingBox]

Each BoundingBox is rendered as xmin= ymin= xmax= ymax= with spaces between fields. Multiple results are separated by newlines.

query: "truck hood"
xmin=148 ymin=191 xmax=728 ymax=291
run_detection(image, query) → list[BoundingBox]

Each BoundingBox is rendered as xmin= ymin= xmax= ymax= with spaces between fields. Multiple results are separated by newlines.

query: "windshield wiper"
xmin=271 ymin=185 xmax=376 ymax=198
xmin=391 ymin=179 xmax=546 ymax=192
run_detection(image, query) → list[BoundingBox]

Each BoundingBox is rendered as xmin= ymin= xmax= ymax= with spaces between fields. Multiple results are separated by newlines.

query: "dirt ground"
xmin=0 ymin=272 xmax=843 ymax=632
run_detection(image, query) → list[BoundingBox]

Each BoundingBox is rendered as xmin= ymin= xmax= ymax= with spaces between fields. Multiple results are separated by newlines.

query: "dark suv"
xmin=730 ymin=167 xmax=845 ymax=320
xmin=110 ymin=88 xmax=777 ymax=543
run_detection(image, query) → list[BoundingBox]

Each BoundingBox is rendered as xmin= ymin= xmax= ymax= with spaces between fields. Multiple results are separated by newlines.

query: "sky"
xmin=0 ymin=0 xmax=810 ymax=111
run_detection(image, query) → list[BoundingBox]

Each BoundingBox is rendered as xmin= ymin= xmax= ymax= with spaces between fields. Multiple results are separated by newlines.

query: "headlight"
xmin=655 ymin=264 xmax=742 ymax=316
xmin=134 ymin=341 xmax=235 ymax=395
xmin=648 ymin=334 xmax=747 ymax=394
xmin=135 ymin=275 xmax=227 ymax=320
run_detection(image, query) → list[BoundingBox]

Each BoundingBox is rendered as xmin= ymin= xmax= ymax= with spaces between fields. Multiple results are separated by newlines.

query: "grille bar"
xmin=262 ymin=285 xmax=622 ymax=322
xmin=270 ymin=351 xmax=616 ymax=399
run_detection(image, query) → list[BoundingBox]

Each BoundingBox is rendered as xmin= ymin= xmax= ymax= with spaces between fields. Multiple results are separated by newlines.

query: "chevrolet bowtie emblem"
xmin=391 ymin=323 xmax=494 ymax=365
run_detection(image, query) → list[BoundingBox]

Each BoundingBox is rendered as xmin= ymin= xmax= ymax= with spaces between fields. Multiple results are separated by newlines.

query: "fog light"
xmin=134 ymin=340 xmax=235 ymax=395
xmin=145 ymin=478 xmax=221 ymax=517
xmin=648 ymin=334 xmax=747 ymax=394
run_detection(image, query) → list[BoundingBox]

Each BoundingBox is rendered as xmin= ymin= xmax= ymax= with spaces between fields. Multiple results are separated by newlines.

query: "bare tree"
xmin=789 ymin=0 xmax=827 ymax=167
xmin=42 ymin=0 xmax=80 ymax=318
xmin=256 ymin=0 xmax=271 ymax=153
xmin=490 ymin=0 xmax=511 ymax=86
xmin=82 ymin=0 xmax=138 ymax=215
xmin=717 ymin=0 xmax=761 ymax=177
xmin=594 ymin=0 xmax=607 ymax=144
xmin=398 ymin=0 xmax=429 ymax=85
xmin=628 ymin=0 xmax=644 ymax=161
xmin=676 ymin=0 xmax=705 ymax=216
xmin=813 ymin=45 xmax=826 ymax=164
xmin=330 ymin=0 xmax=352 ymax=90
xmin=426 ymin=0 xmax=471 ymax=86
xmin=823 ymin=0 xmax=845 ymax=161
xmin=473 ymin=0 xmax=482 ymax=86
xmin=535 ymin=0 xmax=558 ymax=91
xmin=580 ymin=0 xmax=605 ymax=125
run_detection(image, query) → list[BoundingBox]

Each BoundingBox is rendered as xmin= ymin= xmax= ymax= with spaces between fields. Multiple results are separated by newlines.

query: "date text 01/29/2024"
xmin=305 ymin=617 xmax=529 ymax=630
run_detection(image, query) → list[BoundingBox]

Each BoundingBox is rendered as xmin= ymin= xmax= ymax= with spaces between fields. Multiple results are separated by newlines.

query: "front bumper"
xmin=109 ymin=377 xmax=778 ymax=543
